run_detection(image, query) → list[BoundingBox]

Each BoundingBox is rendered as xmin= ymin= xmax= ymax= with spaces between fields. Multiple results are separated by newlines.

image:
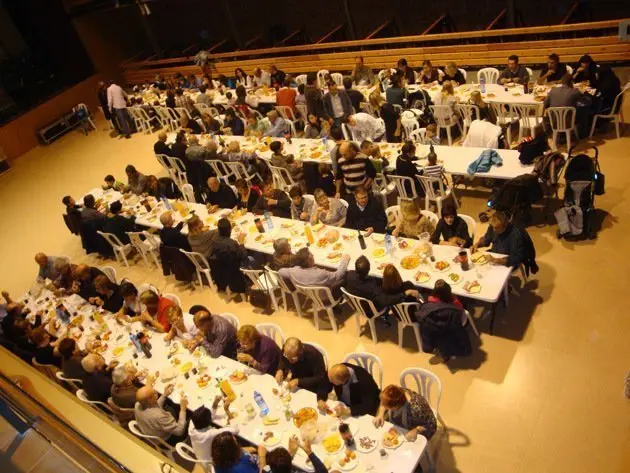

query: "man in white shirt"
xmin=107 ymin=81 xmax=133 ymax=138
xmin=252 ymin=67 xmax=271 ymax=88
xmin=347 ymin=113 xmax=385 ymax=142
xmin=188 ymin=399 xmax=238 ymax=462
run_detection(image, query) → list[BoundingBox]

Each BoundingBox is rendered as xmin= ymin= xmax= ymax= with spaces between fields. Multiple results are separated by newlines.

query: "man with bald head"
xmin=275 ymin=337 xmax=327 ymax=394
xmin=335 ymin=141 xmax=375 ymax=199
xmin=35 ymin=253 xmax=70 ymax=286
xmin=263 ymin=110 xmax=289 ymax=138
xmin=135 ymin=383 xmax=188 ymax=445
xmin=190 ymin=306 xmax=237 ymax=359
xmin=317 ymin=362 xmax=380 ymax=417
xmin=158 ymin=211 xmax=191 ymax=250
xmin=153 ymin=131 xmax=172 ymax=157
xmin=203 ymin=176 xmax=237 ymax=211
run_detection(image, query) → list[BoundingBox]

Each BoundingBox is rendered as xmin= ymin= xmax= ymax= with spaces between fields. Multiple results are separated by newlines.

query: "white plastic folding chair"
xmin=206 ymin=159 xmax=234 ymax=185
xmin=589 ymin=84 xmax=629 ymax=139
xmin=194 ymin=103 xmax=213 ymax=116
xmin=77 ymin=103 xmax=97 ymax=130
xmin=107 ymin=397 xmax=135 ymax=425
xmin=182 ymin=183 xmax=196 ymax=203
xmin=307 ymin=341 xmax=329 ymax=368
xmin=100 ymin=266 xmax=118 ymax=284
xmin=511 ymin=103 xmax=543 ymax=141
xmin=489 ymin=102 xmax=519 ymax=144
xmin=546 ymin=106 xmax=578 ymax=150
xmin=56 ymin=370 xmax=82 ymax=391
xmin=463 ymin=309 xmax=480 ymax=338
xmin=341 ymin=122 xmax=354 ymax=141
xmin=174 ymin=106 xmax=192 ymax=119
xmin=525 ymin=67 xmax=534 ymax=80
xmin=166 ymin=156 xmax=189 ymax=189
xmin=417 ymin=175 xmax=459 ymax=215
xmin=255 ymin=323 xmax=285 ymax=346
xmin=155 ymin=154 xmax=172 ymax=175
xmin=219 ymin=312 xmax=240 ymax=329
xmin=32 ymin=357 xmax=58 ymax=381
xmin=224 ymin=161 xmax=261 ymax=184
xmin=275 ymin=105 xmax=298 ymax=122
xmin=359 ymin=102 xmax=375 ymax=116
xmin=340 ymin=287 xmax=384 ymax=343
xmin=430 ymin=105 xmax=461 ymax=146
xmin=241 ymin=268 xmax=279 ymax=311
xmin=458 ymin=68 xmax=467 ymax=80
xmin=293 ymin=282 xmax=342 ymax=332
xmin=77 ymin=389 xmax=114 ymax=417
xmin=269 ymin=165 xmax=296 ymax=192
xmin=391 ymin=302 xmax=422 ymax=350
xmin=132 ymin=107 xmax=160 ymax=134
xmin=180 ymin=250 xmax=217 ymax=291
xmin=137 ymin=282 xmax=160 ymax=296
xmin=399 ymin=367 xmax=443 ymax=421
xmin=295 ymin=74 xmax=307 ymax=86
xmin=127 ymin=231 xmax=160 ymax=268
xmin=342 ymin=351 xmax=384 ymax=388
xmin=408 ymin=128 xmax=427 ymax=143
xmin=387 ymin=174 xmax=418 ymax=202
xmin=295 ymin=104 xmax=308 ymax=121
xmin=401 ymin=118 xmax=420 ymax=140
xmin=420 ymin=209 xmax=439 ymax=227
xmin=339 ymin=198 xmax=349 ymax=209
xmin=458 ymin=213 xmax=477 ymax=241
xmin=175 ymin=443 xmax=214 ymax=472
xmin=128 ymin=420 xmax=175 ymax=460
xmin=330 ymin=73 xmax=344 ymax=86
xmin=385 ymin=205 xmax=401 ymax=227
xmin=97 ymin=231 xmax=132 ymax=267
xmin=317 ymin=69 xmax=330 ymax=88
xmin=477 ymin=67 xmax=500 ymax=85
xmin=265 ymin=266 xmax=303 ymax=316
xmin=163 ymin=293 xmax=182 ymax=308
xmin=454 ymin=104 xmax=480 ymax=138
xmin=155 ymin=106 xmax=178 ymax=132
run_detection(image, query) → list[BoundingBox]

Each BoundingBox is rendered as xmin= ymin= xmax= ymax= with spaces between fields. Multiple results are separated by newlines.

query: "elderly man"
xmin=191 ymin=306 xmax=237 ymax=359
xmin=252 ymin=67 xmax=271 ymax=88
xmin=499 ymin=54 xmax=530 ymax=85
xmin=323 ymin=82 xmax=353 ymax=128
xmin=70 ymin=264 xmax=105 ymax=300
xmin=185 ymin=135 xmax=206 ymax=162
xmin=158 ymin=211 xmax=191 ymax=250
xmin=472 ymin=211 xmax=528 ymax=268
xmin=345 ymin=186 xmax=387 ymax=234
xmin=204 ymin=177 xmax=237 ymax=211
xmin=204 ymin=140 xmax=222 ymax=161
xmin=81 ymin=194 xmax=106 ymax=223
xmin=351 ymin=56 xmax=375 ymax=86
xmin=278 ymin=248 xmax=350 ymax=299
xmin=236 ymin=325 xmax=281 ymax=375
xmin=275 ymin=337 xmax=326 ymax=394
xmin=125 ymin=165 xmax=147 ymax=195
xmin=35 ymin=253 xmax=69 ymax=285
xmin=253 ymin=179 xmax=291 ymax=218
xmin=81 ymin=353 xmax=115 ymax=402
xmin=111 ymin=364 xmax=150 ymax=409
xmin=154 ymin=131 xmax=172 ymax=156
xmin=263 ymin=110 xmax=289 ymax=138
xmin=335 ymin=141 xmax=376 ymax=198
xmin=347 ymin=112 xmax=385 ymax=143
xmin=317 ymin=363 xmax=381 ymax=416
xmin=135 ymin=384 xmax=188 ymax=445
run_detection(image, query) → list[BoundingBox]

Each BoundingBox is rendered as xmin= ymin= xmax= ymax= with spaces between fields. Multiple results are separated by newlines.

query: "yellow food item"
xmin=323 ymin=433 xmax=342 ymax=453
xmin=373 ymin=248 xmax=386 ymax=258
xmin=263 ymin=416 xmax=280 ymax=426
xmin=293 ymin=407 xmax=318 ymax=427
xmin=180 ymin=361 xmax=193 ymax=373
xmin=112 ymin=346 xmax=125 ymax=357
xmin=401 ymin=255 xmax=420 ymax=270
xmin=415 ymin=271 xmax=431 ymax=283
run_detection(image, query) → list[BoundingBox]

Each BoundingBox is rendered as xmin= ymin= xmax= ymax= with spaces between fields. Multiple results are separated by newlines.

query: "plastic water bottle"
xmin=385 ymin=233 xmax=392 ymax=254
xmin=130 ymin=333 xmax=143 ymax=353
xmin=479 ymin=76 xmax=486 ymax=94
xmin=253 ymin=391 xmax=270 ymax=416
xmin=322 ymin=135 xmax=328 ymax=151
xmin=161 ymin=196 xmax=172 ymax=211
xmin=264 ymin=211 xmax=274 ymax=230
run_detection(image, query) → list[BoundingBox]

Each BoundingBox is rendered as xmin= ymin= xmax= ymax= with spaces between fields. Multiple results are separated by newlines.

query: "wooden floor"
xmin=1 ymin=119 xmax=629 ymax=473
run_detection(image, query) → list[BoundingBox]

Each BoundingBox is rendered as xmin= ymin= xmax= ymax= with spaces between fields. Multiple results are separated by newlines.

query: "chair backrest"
xmin=511 ymin=103 xmax=543 ymax=130
xmin=339 ymin=198 xmax=349 ymax=209
xmin=32 ymin=357 xmax=58 ymax=380
xmin=478 ymin=67 xmax=500 ymax=84
xmin=137 ymin=282 xmax=160 ymax=296
xmin=155 ymin=154 xmax=171 ymax=174
xmin=454 ymin=104 xmax=480 ymax=124
xmin=180 ymin=250 xmax=211 ymax=272
xmin=417 ymin=175 xmax=447 ymax=201
xmin=128 ymin=420 xmax=174 ymax=455
xmin=275 ymin=105 xmax=297 ymax=122
xmin=295 ymin=74 xmax=307 ymax=86
xmin=182 ymin=183 xmax=196 ymax=203
xmin=255 ymin=323 xmax=285 ymax=346
xmin=387 ymin=174 xmax=418 ymax=201
xmin=341 ymin=122 xmax=354 ymax=141
xmin=565 ymin=64 xmax=574 ymax=75
xmin=340 ymin=287 xmax=381 ymax=320
xmin=175 ymin=443 xmax=214 ymax=471
xmin=458 ymin=68 xmax=467 ymax=80
xmin=489 ymin=101 xmax=517 ymax=122
xmin=610 ymin=83 xmax=630 ymax=114
xmin=174 ymin=106 xmax=191 ymax=119
xmin=127 ymin=231 xmax=150 ymax=255
xmin=77 ymin=389 xmax=113 ymax=414
xmin=55 ymin=370 xmax=82 ymax=390
xmin=241 ymin=268 xmax=274 ymax=292
xmin=295 ymin=104 xmax=308 ymax=120
xmin=225 ymin=161 xmax=259 ymax=182
xmin=330 ymin=72 xmax=344 ymax=86
xmin=307 ymin=341 xmax=329 ymax=368
xmin=546 ymin=106 xmax=576 ymax=132
xmin=143 ymin=231 xmax=161 ymax=249
xmin=359 ymin=102 xmax=376 ymax=116
xmin=408 ymin=128 xmax=427 ymax=143
xmin=100 ymin=266 xmax=117 ymax=284
xmin=194 ymin=103 xmax=212 ymax=115
xmin=206 ymin=159 xmax=234 ymax=184
xmin=162 ymin=292 xmax=182 ymax=308
xmin=458 ymin=213 xmax=477 ymax=241
xmin=392 ymin=302 xmax=422 ymax=325
xmin=107 ymin=397 xmax=135 ymax=422
xmin=294 ymin=282 xmax=337 ymax=309
xmin=342 ymin=351 xmax=384 ymax=389
xmin=430 ymin=105 xmax=456 ymax=126
xmin=420 ymin=209 xmax=439 ymax=227
xmin=385 ymin=205 xmax=401 ymax=226
xmin=401 ymin=118 xmax=419 ymax=139
xmin=265 ymin=265 xmax=296 ymax=293
xmin=525 ymin=67 xmax=534 ymax=79
xmin=269 ymin=165 xmax=295 ymax=192
xmin=97 ymin=231 xmax=126 ymax=249
xmin=399 ymin=367 xmax=442 ymax=417
xmin=317 ymin=69 xmax=330 ymax=88
xmin=219 ymin=312 xmax=240 ymax=329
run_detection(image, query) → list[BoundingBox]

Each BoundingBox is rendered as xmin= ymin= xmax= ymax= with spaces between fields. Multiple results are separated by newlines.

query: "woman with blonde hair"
xmin=433 ymin=80 xmax=458 ymax=109
xmin=164 ymin=305 xmax=198 ymax=345
xmin=468 ymin=90 xmax=495 ymax=123
xmin=373 ymin=384 xmax=437 ymax=441
xmin=368 ymin=90 xmax=402 ymax=143
xmin=392 ymin=200 xmax=435 ymax=239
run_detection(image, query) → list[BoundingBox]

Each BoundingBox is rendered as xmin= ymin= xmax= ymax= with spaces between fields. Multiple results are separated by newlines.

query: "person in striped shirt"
xmin=422 ymin=152 xmax=446 ymax=192
xmin=335 ymin=141 xmax=376 ymax=199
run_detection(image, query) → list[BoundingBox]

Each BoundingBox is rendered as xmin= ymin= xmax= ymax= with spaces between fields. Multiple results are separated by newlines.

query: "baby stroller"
xmin=484 ymin=173 xmax=543 ymax=226
xmin=555 ymin=147 xmax=598 ymax=239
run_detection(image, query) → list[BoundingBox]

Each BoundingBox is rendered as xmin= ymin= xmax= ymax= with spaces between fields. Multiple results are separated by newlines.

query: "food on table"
xmin=168 ymin=342 xmax=179 ymax=356
xmin=263 ymin=431 xmax=274 ymax=441
xmin=69 ymin=315 xmax=84 ymax=328
xmin=171 ymin=357 xmax=181 ymax=365
xmin=325 ymin=229 xmax=340 ymax=243
xmin=382 ymin=428 xmax=400 ymax=447
xmin=512 ymin=92 xmax=522 ymax=96
xmin=312 ymin=223 xmax=325 ymax=232
xmin=229 ymin=370 xmax=247 ymax=383
xmin=400 ymin=255 xmax=420 ymax=270
xmin=448 ymin=273 xmax=462 ymax=284
xmin=192 ymin=347 xmax=203 ymax=358
xmin=101 ymin=330 xmax=111 ymax=341
xmin=372 ymin=234 xmax=385 ymax=244
xmin=196 ymin=374 xmax=211 ymax=388
xmin=377 ymin=262 xmax=387 ymax=271
xmin=312 ymin=151 xmax=322 ymax=159
xmin=316 ymin=238 xmax=329 ymax=248
xmin=372 ymin=248 xmax=386 ymax=258
xmin=263 ymin=415 xmax=280 ymax=426
xmin=112 ymin=346 xmax=125 ymax=357
xmin=342 ymin=233 xmax=356 ymax=241
xmin=435 ymin=261 xmax=450 ymax=272
xmin=293 ymin=407 xmax=318 ymax=427
xmin=180 ymin=361 xmax=194 ymax=373
xmin=337 ymin=449 xmax=358 ymax=468
xmin=415 ymin=271 xmax=431 ymax=283
xmin=486 ymin=93 xmax=496 ymax=98
xmin=471 ymin=252 xmax=489 ymax=265
xmin=272 ymin=388 xmax=279 ymax=395
xmin=255 ymin=234 xmax=265 ymax=242
xmin=464 ymin=280 xmax=482 ymax=294
xmin=249 ymin=225 xmax=258 ymax=234
xmin=332 ymin=242 xmax=343 ymax=251
xmin=322 ymin=433 xmax=343 ymax=453
xmin=398 ymin=240 xmax=409 ymax=249
xmin=327 ymin=252 xmax=342 ymax=262
xmin=359 ymin=436 xmax=376 ymax=450
xmin=281 ymin=222 xmax=294 ymax=229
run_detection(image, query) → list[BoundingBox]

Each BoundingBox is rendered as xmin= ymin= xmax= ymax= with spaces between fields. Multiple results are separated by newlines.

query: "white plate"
xmin=294 ymin=450 xmax=315 ymax=472
xmin=336 ymin=454 xmax=359 ymax=471
xmin=254 ymin=429 xmax=282 ymax=448
xmin=355 ymin=436 xmax=378 ymax=453
xmin=381 ymin=431 xmax=404 ymax=450
xmin=433 ymin=262 xmax=451 ymax=273
xmin=446 ymin=273 xmax=463 ymax=285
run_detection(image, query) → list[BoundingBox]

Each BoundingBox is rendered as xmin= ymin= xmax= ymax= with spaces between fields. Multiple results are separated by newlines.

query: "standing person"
xmin=323 ymin=82 xmax=353 ymax=128
xmin=385 ymin=73 xmax=406 ymax=107
xmin=369 ymin=91 xmax=402 ymax=143
xmin=305 ymin=72 xmax=325 ymax=119
xmin=352 ymin=56 xmax=375 ymax=85
xmin=107 ymin=81 xmax=133 ymax=138
xmin=343 ymin=76 xmax=365 ymax=113
xmin=346 ymin=112 xmax=386 ymax=142
xmin=335 ymin=141 xmax=376 ymax=198
xmin=98 ymin=81 xmax=119 ymax=132
xmin=276 ymin=78 xmax=297 ymax=115
xmin=499 ymin=55 xmax=530 ymax=84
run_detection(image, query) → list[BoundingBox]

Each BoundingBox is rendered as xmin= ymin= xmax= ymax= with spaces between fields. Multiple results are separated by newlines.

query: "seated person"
xmin=263 ymin=110 xmax=289 ymax=137
xmin=29 ymin=326 xmax=61 ymax=368
xmin=159 ymin=211 xmax=191 ymax=251
xmin=289 ymin=186 xmax=314 ymax=221
xmin=62 ymin=195 xmax=81 ymax=214
xmin=154 ymin=131 xmax=172 ymax=156
xmin=472 ymin=211 xmax=526 ymax=268
xmin=499 ymin=54 xmax=530 ymax=85
xmin=103 ymin=174 xmax=125 ymax=192
xmin=164 ymin=305 xmax=198 ymax=347
xmin=270 ymin=238 xmax=295 ymax=270
xmin=125 ymin=165 xmax=148 ymax=195
xmin=132 ymin=290 xmax=174 ymax=333
xmin=441 ymin=62 xmax=466 ymax=85
xmin=135 ymin=384 xmax=188 ymax=445
xmin=393 ymin=200 xmax=435 ymax=239
xmin=185 ymin=135 xmax=207 ymax=162
xmin=103 ymin=201 xmax=136 ymax=244
xmin=90 ymin=274 xmax=124 ymax=313
xmin=382 ymin=264 xmax=419 ymax=303
xmin=180 ymin=114 xmax=202 ymax=134
xmin=200 ymin=113 xmax=222 ymax=134
xmin=81 ymin=194 xmax=106 ymax=222
xmin=317 ymin=163 xmax=336 ymax=197
xmin=111 ymin=364 xmax=149 ymax=409
xmin=373 ymin=384 xmax=437 ymax=441
xmin=222 ymin=108 xmax=244 ymax=136
xmin=188 ymin=402 xmax=239 ymax=463
xmin=538 ymin=53 xmax=568 ymax=85
xmin=395 ymin=141 xmax=423 ymax=196
xmin=310 ymin=188 xmax=347 ymax=227
xmin=275 ymin=337 xmax=327 ymax=394
xmin=279 ymin=248 xmax=350 ymax=299
xmin=57 ymin=337 xmax=87 ymax=379
xmin=253 ymin=180 xmax=291 ymax=219
xmin=71 ymin=264 xmax=105 ymax=300
xmin=516 ymin=124 xmax=550 ymax=165
xmin=211 ymin=432 xmax=260 ymax=473
xmin=262 ymin=438 xmax=327 ymax=473
xmin=304 ymin=114 xmax=328 ymax=139
xmin=116 ymin=282 xmax=142 ymax=318
xmin=236 ymin=325 xmax=281 ymax=375
xmin=345 ymin=186 xmax=387 ymax=234
xmin=204 ymin=177 xmax=237 ymax=211
xmin=81 ymin=353 xmax=115 ymax=403
xmin=345 ymin=256 xmax=418 ymax=312
xmin=234 ymin=179 xmax=260 ymax=213
xmin=244 ymin=116 xmax=267 ymax=138
xmin=208 ymin=218 xmax=248 ymax=295
xmin=317 ymin=363 xmax=381 ymax=416
xmin=170 ymin=131 xmax=188 ymax=160
xmin=190 ymin=306 xmax=238 ymax=359
xmin=423 ymin=123 xmax=441 ymax=146
xmin=186 ymin=215 xmax=218 ymax=259
xmin=35 ymin=253 xmax=69 ymax=286
xmin=431 ymin=204 xmax=472 ymax=248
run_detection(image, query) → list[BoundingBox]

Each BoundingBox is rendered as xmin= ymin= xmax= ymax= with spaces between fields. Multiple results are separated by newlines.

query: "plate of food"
xmin=171 ymin=357 xmax=181 ymax=366
xmin=112 ymin=346 xmax=126 ymax=357
xmin=229 ymin=370 xmax=248 ymax=384
xmin=293 ymin=407 xmax=318 ymax=427
xmin=322 ymin=433 xmax=343 ymax=454
xmin=400 ymin=255 xmax=420 ymax=270
xmin=463 ymin=280 xmax=482 ymax=294
xmin=356 ymin=435 xmax=377 ymax=453
xmin=372 ymin=248 xmax=386 ymax=258
xmin=196 ymin=374 xmax=212 ymax=388
xmin=332 ymin=242 xmax=343 ymax=251
xmin=258 ymin=430 xmax=281 ymax=448
xmin=415 ymin=271 xmax=431 ymax=283
xmin=168 ymin=342 xmax=179 ymax=356
xmin=336 ymin=450 xmax=358 ymax=471
xmin=471 ymin=252 xmax=489 ymax=265
xmin=342 ymin=233 xmax=356 ymax=242
xmin=263 ymin=415 xmax=281 ymax=426
xmin=316 ymin=238 xmax=329 ymax=248
xmin=371 ymin=234 xmax=385 ymax=245
xmin=281 ymin=222 xmax=294 ymax=229
xmin=434 ymin=261 xmax=450 ymax=272
xmin=447 ymin=273 xmax=462 ymax=285
xmin=180 ymin=361 xmax=194 ymax=374
xmin=486 ymin=93 xmax=496 ymax=98
xmin=398 ymin=240 xmax=410 ymax=250
xmin=327 ymin=252 xmax=342 ymax=263
xmin=311 ymin=151 xmax=322 ymax=159
xmin=312 ymin=223 xmax=325 ymax=233
xmin=382 ymin=427 xmax=403 ymax=449
xmin=255 ymin=234 xmax=265 ymax=242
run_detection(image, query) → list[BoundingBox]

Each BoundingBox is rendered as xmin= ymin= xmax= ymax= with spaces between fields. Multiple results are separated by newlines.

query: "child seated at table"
xmin=270 ymin=141 xmax=304 ymax=187
xmin=317 ymin=163 xmax=336 ymax=197
xmin=102 ymin=174 xmax=125 ymax=192
xmin=422 ymin=123 xmax=441 ymax=146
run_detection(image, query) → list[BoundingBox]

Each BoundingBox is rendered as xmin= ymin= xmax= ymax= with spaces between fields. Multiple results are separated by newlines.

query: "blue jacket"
xmin=467 ymin=149 xmax=503 ymax=175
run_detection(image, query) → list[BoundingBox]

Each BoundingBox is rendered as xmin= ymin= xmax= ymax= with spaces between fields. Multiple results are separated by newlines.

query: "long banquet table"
xmin=21 ymin=288 xmax=427 ymax=472
xmin=86 ymin=189 xmax=511 ymax=305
